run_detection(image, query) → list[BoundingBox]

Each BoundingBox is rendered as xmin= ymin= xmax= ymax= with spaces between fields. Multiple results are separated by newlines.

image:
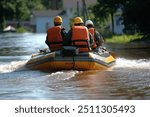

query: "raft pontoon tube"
xmin=26 ymin=46 xmax=116 ymax=71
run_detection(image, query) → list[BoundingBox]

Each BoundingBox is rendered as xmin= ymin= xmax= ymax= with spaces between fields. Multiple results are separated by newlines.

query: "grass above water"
xmin=105 ymin=34 xmax=142 ymax=44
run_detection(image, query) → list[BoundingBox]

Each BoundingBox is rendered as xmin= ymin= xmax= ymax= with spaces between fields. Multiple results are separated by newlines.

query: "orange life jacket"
xmin=88 ymin=28 xmax=97 ymax=49
xmin=71 ymin=26 xmax=90 ymax=52
xmin=47 ymin=26 xmax=63 ymax=51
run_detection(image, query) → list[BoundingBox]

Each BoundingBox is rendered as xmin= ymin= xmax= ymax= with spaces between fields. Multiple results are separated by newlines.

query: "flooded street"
xmin=0 ymin=33 xmax=150 ymax=99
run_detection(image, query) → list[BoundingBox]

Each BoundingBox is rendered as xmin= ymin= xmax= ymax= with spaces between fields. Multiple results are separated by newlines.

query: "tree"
xmin=0 ymin=0 xmax=16 ymax=30
xmin=122 ymin=0 xmax=150 ymax=37
xmin=42 ymin=0 xmax=63 ymax=9
xmin=0 ymin=0 xmax=45 ymax=30
xmin=27 ymin=0 xmax=45 ymax=11
xmin=15 ymin=0 xmax=45 ymax=27
xmin=91 ymin=0 xmax=121 ymax=34
xmin=15 ymin=0 xmax=30 ymax=27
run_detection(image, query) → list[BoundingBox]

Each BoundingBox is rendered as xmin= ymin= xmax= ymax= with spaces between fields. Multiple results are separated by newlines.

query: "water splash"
xmin=114 ymin=58 xmax=150 ymax=69
xmin=47 ymin=70 xmax=79 ymax=80
xmin=0 ymin=61 xmax=27 ymax=73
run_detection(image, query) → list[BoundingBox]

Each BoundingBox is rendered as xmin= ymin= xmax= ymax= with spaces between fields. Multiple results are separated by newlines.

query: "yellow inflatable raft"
xmin=26 ymin=46 xmax=116 ymax=71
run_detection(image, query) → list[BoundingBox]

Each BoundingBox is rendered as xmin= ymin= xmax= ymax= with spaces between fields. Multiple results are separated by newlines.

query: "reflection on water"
xmin=0 ymin=33 xmax=150 ymax=99
xmin=0 ymin=33 xmax=47 ymax=56
xmin=110 ymin=48 xmax=150 ymax=60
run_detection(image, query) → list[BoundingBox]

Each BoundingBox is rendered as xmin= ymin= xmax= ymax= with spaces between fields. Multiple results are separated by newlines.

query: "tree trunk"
xmin=16 ymin=2 xmax=20 ymax=28
xmin=111 ymin=11 xmax=114 ymax=34
xmin=0 ymin=16 xmax=6 ymax=31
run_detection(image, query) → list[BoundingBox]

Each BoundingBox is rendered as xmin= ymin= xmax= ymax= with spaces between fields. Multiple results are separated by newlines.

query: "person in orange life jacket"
xmin=45 ymin=16 xmax=67 ymax=52
xmin=85 ymin=20 xmax=104 ymax=51
xmin=66 ymin=17 xmax=94 ymax=52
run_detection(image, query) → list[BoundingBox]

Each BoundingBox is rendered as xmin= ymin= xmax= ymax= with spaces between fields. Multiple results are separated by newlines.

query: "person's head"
xmin=73 ymin=17 xmax=84 ymax=26
xmin=54 ymin=16 xmax=62 ymax=26
xmin=85 ymin=20 xmax=94 ymax=28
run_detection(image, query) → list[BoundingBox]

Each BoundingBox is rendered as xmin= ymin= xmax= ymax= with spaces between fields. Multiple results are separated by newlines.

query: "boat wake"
xmin=1 ymin=58 xmax=149 ymax=73
xmin=45 ymin=70 xmax=79 ymax=80
xmin=0 ymin=61 xmax=28 ymax=73
xmin=114 ymin=58 xmax=150 ymax=70
xmin=0 ymin=60 xmax=79 ymax=80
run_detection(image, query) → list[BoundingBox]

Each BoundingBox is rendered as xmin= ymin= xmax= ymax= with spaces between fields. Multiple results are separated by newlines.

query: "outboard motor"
xmin=62 ymin=46 xmax=79 ymax=57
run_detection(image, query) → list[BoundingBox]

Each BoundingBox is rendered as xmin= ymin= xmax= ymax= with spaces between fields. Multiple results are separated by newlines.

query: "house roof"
xmin=32 ymin=10 xmax=65 ymax=17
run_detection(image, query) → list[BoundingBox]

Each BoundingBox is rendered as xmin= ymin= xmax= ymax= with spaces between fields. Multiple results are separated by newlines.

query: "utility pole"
xmin=82 ymin=0 xmax=89 ymax=23
xmin=84 ymin=0 xmax=89 ymax=20
xmin=77 ymin=1 xmax=80 ymax=16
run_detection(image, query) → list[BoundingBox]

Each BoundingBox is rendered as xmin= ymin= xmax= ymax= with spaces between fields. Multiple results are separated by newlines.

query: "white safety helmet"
xmin=85 ymin=20 xmax=94 ymax=26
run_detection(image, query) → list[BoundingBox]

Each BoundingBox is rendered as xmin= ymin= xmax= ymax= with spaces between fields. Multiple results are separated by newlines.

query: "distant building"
xmin=31 ymin=0 xmax=97 ymax=33
xmin=31 ymin=9 xmax=69 ymax=33
xmin=30 ymin=0 xmax=124 ymax=34
xmin=112 ymin=8 xmax=124 ymax=34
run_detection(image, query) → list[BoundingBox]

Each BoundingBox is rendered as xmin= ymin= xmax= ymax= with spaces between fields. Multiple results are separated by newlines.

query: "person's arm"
xmin=63 ymin=30 xmax=72 ymax=46
xmin=45 ymin=34 xmax=49 ymax=46
xmin=95 ymin=31 xmax=104 ymax=46
xmin=61 ymin=28 xmax=67 ymax=40
xmin=89 ymin=32 xmax=94 ymax=46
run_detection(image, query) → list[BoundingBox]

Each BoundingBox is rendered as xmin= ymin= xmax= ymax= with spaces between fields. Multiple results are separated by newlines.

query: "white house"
xmin=30 ymin=0 xmax=97 ymax=33
xmin=30 ymin=0 xmax=124 ymax=34
xmin=113 ymin=8 xmax=124 ymax=34
xmin=31 ymin=9 xmax=69 ymax=33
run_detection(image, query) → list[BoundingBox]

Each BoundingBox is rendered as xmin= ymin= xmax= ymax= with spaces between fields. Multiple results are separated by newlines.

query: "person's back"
xmin=85 ymin=20 xmax=104 ymax=51
xmin=45 ymin=16 xmax=66 ymax=52
xmin=66 ymin=17 xmax=94 ymax=52
xmin=88 ymin=27 xmax=97 ymax=49
xmin=71 ymin=25 xmax=90 ymax=52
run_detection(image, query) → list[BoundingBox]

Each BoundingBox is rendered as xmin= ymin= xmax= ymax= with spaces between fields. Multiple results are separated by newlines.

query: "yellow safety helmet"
xmin=54 ymin=16 xmax=62 ymax=23
xmin=74 ymin=17 xmax=83 ymax=25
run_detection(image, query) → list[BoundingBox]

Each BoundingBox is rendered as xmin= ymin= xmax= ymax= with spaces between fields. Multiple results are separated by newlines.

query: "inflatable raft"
xmin=26 ymin=46 xmax=116 ymax=71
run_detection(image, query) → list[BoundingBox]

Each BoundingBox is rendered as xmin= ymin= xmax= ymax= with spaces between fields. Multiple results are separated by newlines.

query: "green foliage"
xmin=90 ymin=0 xmax=150 ymax=38
xmin=0 ymin=0 xmax=15 ymax=29
xmin=91 ymin=0 xmax=121 ymax=34
xmin=106 ymin=34 xmax=142 ymax=44
xmin=0 ymin=0 xmax=64 ymax=31
xmin=15 ymin=0 xmax=45 ymax=21
xmin=122 ymin=0 xmax=150 ymax=37
xmin=42 ymin=0 xmax=63 ymax=9
xmin=16 ymin=27 xmax=29 ymax=33
xmin=0 ymin=0 xmax=45 ymax=30
xmin=16 ymin=0 xmax=30 ymax=20
xmin=88 ymin=5 xmax=112 ymax=37
xmin=27 ymin=0 xmax=45 ymax=10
